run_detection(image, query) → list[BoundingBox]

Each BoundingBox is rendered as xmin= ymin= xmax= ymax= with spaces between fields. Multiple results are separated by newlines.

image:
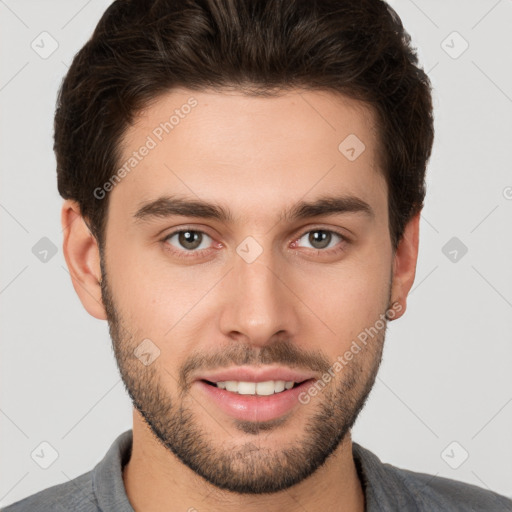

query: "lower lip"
xmin=195 ymin=380 xmax=315 ymax=422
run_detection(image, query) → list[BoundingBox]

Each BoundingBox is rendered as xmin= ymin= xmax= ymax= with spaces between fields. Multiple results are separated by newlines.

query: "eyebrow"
xmin=133 ymin=194 xmax=374 ymax=225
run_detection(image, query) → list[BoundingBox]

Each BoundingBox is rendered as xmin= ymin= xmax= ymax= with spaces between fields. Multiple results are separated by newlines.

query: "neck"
xmin=123 ymin=411 xmax=365 ymax=512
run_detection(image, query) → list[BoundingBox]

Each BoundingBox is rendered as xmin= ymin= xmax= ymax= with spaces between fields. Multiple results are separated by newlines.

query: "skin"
xmin=62 ymin=88 xmax=420 ymax=512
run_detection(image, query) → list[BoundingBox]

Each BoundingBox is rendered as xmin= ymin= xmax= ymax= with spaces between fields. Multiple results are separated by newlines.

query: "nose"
xmin=218 ymin=243 xmax=300 ymax=348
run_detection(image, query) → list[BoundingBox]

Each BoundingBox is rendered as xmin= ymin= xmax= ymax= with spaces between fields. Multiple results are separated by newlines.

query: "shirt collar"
xmin=92 ymin=429 xmax=134 ymax=512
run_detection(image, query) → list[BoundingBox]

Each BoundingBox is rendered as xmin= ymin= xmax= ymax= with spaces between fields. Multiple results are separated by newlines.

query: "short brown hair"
xmin=55 ymin=0 xmax=434 ymax=251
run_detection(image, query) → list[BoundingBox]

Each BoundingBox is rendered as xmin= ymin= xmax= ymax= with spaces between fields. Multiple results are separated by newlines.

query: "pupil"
xmin=180 ymin=230 xmax=201 ymax=250
xmin=309 ymin=230 xmax=330 ymax=249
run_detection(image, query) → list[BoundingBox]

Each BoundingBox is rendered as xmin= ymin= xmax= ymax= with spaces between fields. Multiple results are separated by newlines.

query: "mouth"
xmin=201 ymin=379 xmax=305 ymax=395
xmin=196 ymin=378 xmax=317 ymax=423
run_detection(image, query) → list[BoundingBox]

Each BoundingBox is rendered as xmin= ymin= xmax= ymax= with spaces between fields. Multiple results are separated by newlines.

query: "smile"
xmin=205 ymin=379 xmax=301 ymax=395
xmin=197 ymin=378 xmax=316 ymax=422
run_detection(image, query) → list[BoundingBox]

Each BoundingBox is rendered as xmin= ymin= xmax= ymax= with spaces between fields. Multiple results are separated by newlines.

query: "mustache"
xmin=179 ymin=338 xmax=332 ymax=391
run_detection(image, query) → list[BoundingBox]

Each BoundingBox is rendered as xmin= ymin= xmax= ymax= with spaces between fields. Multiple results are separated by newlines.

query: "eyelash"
xmin=161 ymin=226 xmax=349 ymax=260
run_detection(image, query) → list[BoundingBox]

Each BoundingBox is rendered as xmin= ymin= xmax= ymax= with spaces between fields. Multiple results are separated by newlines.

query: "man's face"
xmin=100 ymin=88 xmax=396 ymax=494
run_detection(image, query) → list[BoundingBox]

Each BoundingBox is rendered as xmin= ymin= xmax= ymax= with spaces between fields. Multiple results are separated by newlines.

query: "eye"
xmin=164 ymin=229 xmax=213 ymax=255
xmin=294 ymin=228 xmax=348 ymax=253
xmin=161 ymin=226 xmax=348 ymax=261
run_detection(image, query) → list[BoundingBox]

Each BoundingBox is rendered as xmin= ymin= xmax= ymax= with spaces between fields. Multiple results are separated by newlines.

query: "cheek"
xmin=106 ymin=224 xmax=392 ymax=347
xmin=106 ymin=240 xmax=217 ymax=341
xmin=309 ymin=256 xmax=391 ymax=348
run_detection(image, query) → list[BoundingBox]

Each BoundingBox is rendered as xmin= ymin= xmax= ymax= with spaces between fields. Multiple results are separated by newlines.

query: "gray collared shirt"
xmin=3 ymin=429 xmax=511 ymax=511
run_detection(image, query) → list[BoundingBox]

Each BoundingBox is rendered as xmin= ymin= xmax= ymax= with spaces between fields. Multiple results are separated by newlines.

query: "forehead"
xmin=110 ymin=87 xmax=387 ymax=227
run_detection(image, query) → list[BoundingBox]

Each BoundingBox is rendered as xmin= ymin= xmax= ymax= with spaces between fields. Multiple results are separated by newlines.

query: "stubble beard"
xmin=100 ymin=257 xmax=389 ymax=494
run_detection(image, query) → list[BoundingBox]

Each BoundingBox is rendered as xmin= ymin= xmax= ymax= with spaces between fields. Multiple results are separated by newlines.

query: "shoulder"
xmin=352 ymin=442 xmax=512 ymax=511
xmin=388 ymin=464 xmax=512 ymax=511
xmin=1 ymin=471 xmax=98 ymax=512
xmin=2 ymin=430 xmax=133 ymax=512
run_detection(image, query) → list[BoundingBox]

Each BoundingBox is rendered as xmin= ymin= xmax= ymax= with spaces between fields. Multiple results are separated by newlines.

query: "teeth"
xmin=274 ymin=380 xmax=285 ymax=393
xmin=238 ymin=382 xmax=256 ymax=395
xmin=256 ymin=381 xmax=275 ymax=395
xmin=225 ymin=381 xmax=238 ymax=392
xmin=216 ymin=380 xmax=296 ymax=395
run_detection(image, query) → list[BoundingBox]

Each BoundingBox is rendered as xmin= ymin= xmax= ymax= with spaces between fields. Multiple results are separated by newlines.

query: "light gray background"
xmin=1 ymin=0 xmax=511 ymax=507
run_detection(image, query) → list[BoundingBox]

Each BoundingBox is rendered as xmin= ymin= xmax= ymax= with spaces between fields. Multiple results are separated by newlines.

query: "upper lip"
xmin=195 ymin=366 xmax=318 ymax=384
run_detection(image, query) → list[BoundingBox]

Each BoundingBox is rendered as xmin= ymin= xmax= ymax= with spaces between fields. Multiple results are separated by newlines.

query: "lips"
xmin=195 ymin=366 xmax=318 ymax=384
xmin=196 ymin=378 xmax=316 ymax=422
xmin=193 ymin=366 xmax=319 ymax=422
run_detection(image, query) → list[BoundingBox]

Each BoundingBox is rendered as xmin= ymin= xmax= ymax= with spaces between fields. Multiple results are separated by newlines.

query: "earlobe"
xmin=389 ymin=211 xmax=421 ymax=321
xmin=61 ymin=200 xmax=107 ymax=320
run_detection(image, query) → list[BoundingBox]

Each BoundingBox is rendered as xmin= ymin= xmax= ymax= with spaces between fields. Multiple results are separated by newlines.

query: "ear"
xmin=61 ymin=200 xmax=107 ymax=320
xmin=389 ymin=211 xmax=420 ymax=321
